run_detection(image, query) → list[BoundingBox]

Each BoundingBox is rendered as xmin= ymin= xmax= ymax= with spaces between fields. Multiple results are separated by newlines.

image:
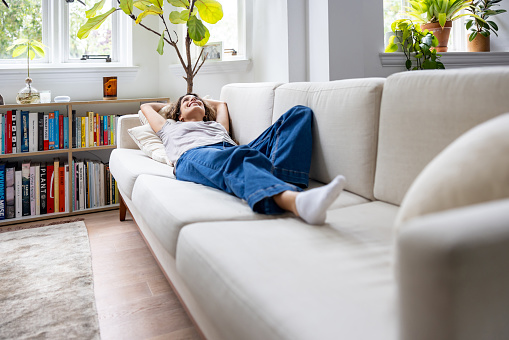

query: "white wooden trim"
xmin=380 ymin=52 xmax=509 ymax=68
xmin=169 ymin=58 xmax=251 ymax=76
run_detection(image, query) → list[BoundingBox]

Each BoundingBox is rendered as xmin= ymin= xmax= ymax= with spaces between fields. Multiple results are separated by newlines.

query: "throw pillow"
xmin=395 ymin=113 xmax=509 ymax=230
xmin=128 ymin=124 xmax=172 ymax=166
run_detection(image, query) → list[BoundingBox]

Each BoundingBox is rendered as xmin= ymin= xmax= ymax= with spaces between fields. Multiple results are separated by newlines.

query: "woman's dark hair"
xmin=164 ymin=93 xmax=216 ymax=122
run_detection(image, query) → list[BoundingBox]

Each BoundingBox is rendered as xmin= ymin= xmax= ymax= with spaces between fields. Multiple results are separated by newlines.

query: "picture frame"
xmin=201 ymin=42 xmax=222 ymax=62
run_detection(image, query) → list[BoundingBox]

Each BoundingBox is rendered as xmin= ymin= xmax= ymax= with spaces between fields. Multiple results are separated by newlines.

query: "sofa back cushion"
xmin=272 ymin=79 xmax=385 ymax=200
xmin=220 ymin=82 xmax=282 ymax=145
xmin=374 ymin=67 xmax=509 ymax=206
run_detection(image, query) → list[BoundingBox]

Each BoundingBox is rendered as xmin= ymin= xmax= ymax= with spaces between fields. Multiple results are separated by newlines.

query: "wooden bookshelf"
xmin=0 ymin=98 xmax=169 ymax=226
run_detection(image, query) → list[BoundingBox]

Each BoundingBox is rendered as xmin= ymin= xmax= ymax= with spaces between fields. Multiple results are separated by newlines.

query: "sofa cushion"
xmin=128 ymin=124 xmax=171 ymax=165
xmin=375 ymin=66 xmax=509 ymax=206
xmin=220 ymin=82 xmax=282 ymax=145
xmin=395 ymin=113 xmax=509 ymax=229
xmin=176 ymin=201 xmax=399 ymax=340
xmin=109 ymin=149 xmax=174 ymax=200
xmin=272 ymin=78 xmax=385 ymax=200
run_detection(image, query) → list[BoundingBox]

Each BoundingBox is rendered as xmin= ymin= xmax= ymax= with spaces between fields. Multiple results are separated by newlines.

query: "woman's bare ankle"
xmin=273 ymin=191 xmax=299 ymax=216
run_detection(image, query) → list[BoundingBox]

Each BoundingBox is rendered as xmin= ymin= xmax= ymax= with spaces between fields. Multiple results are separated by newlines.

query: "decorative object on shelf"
xmin=466 ymin=0 xmax=507 ymax=52
xmin=77 ymin=0 xmax=223 ymax=93
xmin=385 ymin=19 xmax=445 ymax=71
xmin=0 ymin=93 xmax=4 ymax=105
xmin=103 ymin=76 xmax=117 ymax=100
xmin=54 ymin=96 xmax=71 ymax=103
xmin=40 ymin=90 xmax=51 ymax=103
xmin=406 ymin=0 xmax=477 ymax=52
xmin=7 ymin=38 xmax=47 ymax=104
xmin=202 ymin=42 xmax=222 ymax=61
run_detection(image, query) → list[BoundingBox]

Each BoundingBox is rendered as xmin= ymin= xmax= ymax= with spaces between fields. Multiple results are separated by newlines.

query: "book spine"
xmin=71 ymin=110 xmax=77 ymax=149
xmin=47 ymin=165 xmax=54 ymax=214
xmin=6 ymin=111 xmax=12 ymax=154
xmin=59 ymin=164 xmax=65 ymax=213
xmin=81 ymin=117 xmax=86 ymax=148
xmin=79 ymin=162 xmax=84 ymax=210
xmin=43 ymin=114 xmax=49 ymax=150
xmin=64 ymin=116 xmax=69 ymax=149
xmin=48 ymin=112 xmax=55 ymax=150
xmin=53 ymin=159 xmax=59 ymax=212
xmin=30 ymin=165 xmax=35 ymax=215
xmin=21 ymin=111 xmax=29 ymax=152
xmin=59 ymin=115 xmax=64 ymax=149
xmin=38 ymin=112 xmax=44 ymax=151
xmin=35 ymin=163 xmax=40 ymax=215
xmin=15 ymin=168 xmax=22 ymax=217
xmin=105 ymin=165 xmax=110 ymax=205
xmin=54 ymin=110 xmax=60 ymax=149
xmin=12 ymin=109 xmax=17 ymax=154
xmin=0 ymin=163 xmax=5 ymax=219
xmin=6 ymin=165 xmax=15 ymax=218
xmin=0 ymin=114 xmax=3 ymax=155
xmin=103 ymin=116 xmax=108 ymax=145
xmin=65 ymin=163 xmax=69 ymax=212
xmin=93 ymin=114 xmax=97 ymax=147
xmin=22 ymin=161 xmax=30 ymax=216
xmin=96 ymin=113 xmax=100 ymax=147
xmin=77 ymin=116 xmax=81 ymax=148
xmin=40 ymin=163 xmax=47 ymax=215
xmin=99 ymin=163 xmax=105 ymax=206
xmin=28 ymin=112 xmax=37 ymax=153
xmin=88 ymin=112 xmax=94 ymax=147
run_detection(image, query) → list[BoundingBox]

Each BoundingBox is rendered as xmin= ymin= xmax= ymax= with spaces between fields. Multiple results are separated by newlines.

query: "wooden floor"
xmin=5 ymin=210 xmax=201 ymax=340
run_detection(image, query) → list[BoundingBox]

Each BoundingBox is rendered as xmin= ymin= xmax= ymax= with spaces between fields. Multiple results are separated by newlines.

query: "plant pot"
xmin=421 ymin=21 xmax=453 ymax=52
xmin=467 ymin=33 xmax=490 ymax=52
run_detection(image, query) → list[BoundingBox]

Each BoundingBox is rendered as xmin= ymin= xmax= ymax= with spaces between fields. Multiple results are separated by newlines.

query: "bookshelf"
xmin=0 ymin=98 xmax=169 ymax=226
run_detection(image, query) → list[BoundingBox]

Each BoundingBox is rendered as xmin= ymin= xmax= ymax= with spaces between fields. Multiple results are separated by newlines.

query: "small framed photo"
xmin=202 ymin=42 xmax=222 ymax=61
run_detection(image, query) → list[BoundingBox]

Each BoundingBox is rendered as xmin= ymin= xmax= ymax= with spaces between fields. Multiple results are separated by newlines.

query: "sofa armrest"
xmin=397 ymin=198 xmax=509 ymax=340
xmin=117 ymin=114 xmax=141 ymax=149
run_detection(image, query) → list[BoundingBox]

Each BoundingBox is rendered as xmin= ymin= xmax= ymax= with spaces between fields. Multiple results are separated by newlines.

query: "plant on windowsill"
xmin=406 ymin=0 xmax=478 ymax=52
xmin=385 ymin=19 xmax=445 ymax=70
xmin=465 ymin=0 xmax=507 ymax=52
xmin=7 ymin=38 xmax=47 ymax=104
xmin=77 ymin=0 xmax=223 ymax=93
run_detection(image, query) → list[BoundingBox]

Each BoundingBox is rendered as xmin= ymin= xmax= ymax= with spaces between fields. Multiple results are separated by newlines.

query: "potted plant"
xmin=6 ymin=38 xmax=46 ymax=104
xmin=406 ymin=0 xmax=474 ymax=51
xmin=386 ymin=19 xmax=445 ymax=70
xmin=466 ymin=0 xmax=507 ymax=51
xmin=78 ymin=0 xmax=223 ymax=93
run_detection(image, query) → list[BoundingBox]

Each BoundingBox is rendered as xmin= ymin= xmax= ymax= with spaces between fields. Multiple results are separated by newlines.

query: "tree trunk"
xmin=185 ymin=33 xmax=193 ymax=93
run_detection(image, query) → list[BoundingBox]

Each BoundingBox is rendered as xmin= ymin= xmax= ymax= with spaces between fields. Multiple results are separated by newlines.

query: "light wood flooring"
xmin=4 ymin=209 xmax=201 ymax=340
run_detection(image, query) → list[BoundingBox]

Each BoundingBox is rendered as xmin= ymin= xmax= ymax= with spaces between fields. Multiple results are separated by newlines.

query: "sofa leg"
xmin=119 ymin=194 xmax=127 ymax=221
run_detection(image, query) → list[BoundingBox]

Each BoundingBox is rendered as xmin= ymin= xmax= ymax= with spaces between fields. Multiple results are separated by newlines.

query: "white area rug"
xmin=0 ymin=221 xmax=100 ymax=339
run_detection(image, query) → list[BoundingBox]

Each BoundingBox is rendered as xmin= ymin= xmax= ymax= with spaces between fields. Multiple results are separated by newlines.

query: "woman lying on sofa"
xmin=140 ymin=94 xmax=346 ymax=225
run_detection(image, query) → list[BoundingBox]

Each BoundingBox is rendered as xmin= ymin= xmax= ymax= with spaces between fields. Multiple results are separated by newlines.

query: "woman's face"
xmin=179 ymin=94 xmax=205 ymax=122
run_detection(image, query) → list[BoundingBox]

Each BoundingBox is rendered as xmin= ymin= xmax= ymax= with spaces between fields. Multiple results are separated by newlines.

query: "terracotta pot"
xmin=467 ymin=33 xmax=490 ymax=52
xmin=421 ymin=21 xmax=453 ymax=52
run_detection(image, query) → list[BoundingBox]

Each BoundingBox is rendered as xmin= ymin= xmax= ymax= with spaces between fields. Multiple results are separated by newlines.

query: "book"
xmin=59 ymin=114 xmax=64 ymax=149
xmin=64 ymin=116 xmax=69 ymax=149
xmin=38 ymin=112 xmax=44 ymax=151
xmin=54 ymin=110 xmax=60 ymax=150
xmin=78 ymin=161 xmax=84 ymax=210
xmin=5 ymin=163 xmax=15 ymax=218
xmin=20 ymin=110 xmax=29 ymax=152
xmin=77 ymin=116 xmax=81 ymax=149
xmin=0 ymin=114 xmax=3 ymax=155
xmin=12 ymin=109 xmax=17 ymax=154
xmin=40 ymin=163 xmax=47 ymax=215
xmin=85 ymin=117 xmax=89 ymax=148
xmin=64 ymin=163 xmax=69 ymax=212
xmin=71 ymin=110 xmax=77 ymax=148
xmin=47 ymin=163 xmax=54 ymax=214
xmin=30 ymin=164 xmax=35 ymax=215
xmin=105 ymin=165 xmax=110 ymax=205
xmin=21 ymin=161 xmax=30 ymax=216
xmin=5 ymin=111 xmax=12 ymax=154
xmin=96 ymin=113 xmax=100 ymax=147
xmin=93 ymin=114 xmax=97 ymax=147
xmin=48 ymin=112 xmax=55 ymax=150
xmin=15 ymin=166 xmax=22 ymax=218
xmin=81 ymin=117 xmax=86 ymax=148
xmin=99 ymin=163 xmax=105 ymax=206
xmin=54 ymin=159 xmax=59 ymax=212
xmin=88 ymin=111 xmax=94 ymax=147
xmin=35 ymin=163 xmax=40 ymax=215
xmin=59 ymin=163 xmax=65 ymax=213
xmin=100 ymin=116 xmax=104 ymax=145
xmin=29 ymin=112 xmax=38 ymax=153
xmin=0 ymin=162 xmax=5 ymax=219
xmin=43 ymin=114 xmax=49 ymax=150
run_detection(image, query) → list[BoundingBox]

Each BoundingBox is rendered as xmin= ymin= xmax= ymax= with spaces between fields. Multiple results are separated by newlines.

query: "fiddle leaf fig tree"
xmin=77 ymin=0 xmax=223 ymax=93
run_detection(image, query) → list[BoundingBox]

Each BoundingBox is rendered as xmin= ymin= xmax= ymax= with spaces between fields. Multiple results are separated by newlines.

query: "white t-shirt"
xmin=156 ymin=120 xmax=237 ymax=165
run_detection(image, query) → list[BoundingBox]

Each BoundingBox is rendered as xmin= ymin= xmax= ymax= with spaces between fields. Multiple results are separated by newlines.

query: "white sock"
xmin=295 ymin=175 xmax=346 ymax=225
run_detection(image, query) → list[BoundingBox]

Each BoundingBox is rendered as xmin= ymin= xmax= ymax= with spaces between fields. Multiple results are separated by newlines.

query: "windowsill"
xmin=169 ymin=58 xmax=251 ymax=76
xmin=380 ymin=51 xmax=509 ymax=67
xmin=0 ymin=64 xmax=139 ymax=82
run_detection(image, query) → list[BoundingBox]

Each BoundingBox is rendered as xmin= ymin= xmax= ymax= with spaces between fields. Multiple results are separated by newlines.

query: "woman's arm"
xmin=204 ymin=98 xmax=230 ymax=132
xmin=140 ymin=103 xmax=167 ymax=133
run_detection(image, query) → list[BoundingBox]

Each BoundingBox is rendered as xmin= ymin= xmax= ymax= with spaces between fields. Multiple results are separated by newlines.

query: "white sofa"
xmin=110 ymin=67 xmax=509 ymax=340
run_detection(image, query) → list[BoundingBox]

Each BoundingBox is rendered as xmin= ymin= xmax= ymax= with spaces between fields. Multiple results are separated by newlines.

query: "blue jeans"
xmin=175 ymin=105 xmax=313 ymax=214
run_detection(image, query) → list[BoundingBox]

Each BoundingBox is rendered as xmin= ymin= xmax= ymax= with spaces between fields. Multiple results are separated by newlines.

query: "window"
xmin=0 ymin=0 xmax=130 ymax=66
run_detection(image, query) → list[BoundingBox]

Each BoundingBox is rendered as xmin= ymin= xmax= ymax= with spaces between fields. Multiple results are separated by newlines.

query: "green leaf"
xmin=385 ymin=39 xmax=398 ymax=53
xmin=193 ymin=28 xmax=210 ymax=46
xmin=405 ymin=59 xmax=412 ymax=70
xmin=12 ymin=45 xmax=28 ymax=58
xmin=415 ymin=53 xmax=423 ymax=58
xmin=195 ymin=0 xmax=223 ymax=24
xmin=148 ymin=0 xmax=163 ymax=8
xmin=167 ymin=0 xmax=189 ymax=8
xmin=488 ymin=21 xmax=498 ymax=31
xmin=169 ymin=11 xmax=187 ymax=24
xmin=134 ymin=1 xmax=153 ymax=11
xmin=86 ymin=0 xmax=106 ymax=18
xmin=469 ymin=31 xmax=478 ymax=41
xmin=120 ymin=0 xmax=134 ymax=15
xmin=187 ymin=15 xmax=207 ymax=42
xmin=31 ymin=44 xmax=45 ymax=57
xmin=135 ymin=6 xmax=163 ymax=23
xmin=438 ymin=12 xmax=446 ymax=27
xmin=27 ymin=49 xmax=36 ymax=60
xmin=157 ymin=30 xmax=165 ymax=55
xmin=78 ymin=8 xmax=117 ymax=39
xmin=465 ymin=20 xmax=473 ymax=30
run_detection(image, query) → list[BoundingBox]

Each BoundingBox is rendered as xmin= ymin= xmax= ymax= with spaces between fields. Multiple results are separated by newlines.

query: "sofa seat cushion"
xmin=176 ymin=201 xmax=399 ymax=340
xmin=109 ymin=148 xmax=174 ymax=200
